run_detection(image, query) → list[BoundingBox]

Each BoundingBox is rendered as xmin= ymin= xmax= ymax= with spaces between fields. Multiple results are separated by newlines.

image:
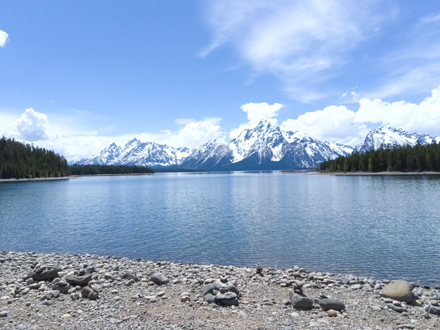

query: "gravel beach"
xmin=1 ymin=251 xmax=439 ymax=329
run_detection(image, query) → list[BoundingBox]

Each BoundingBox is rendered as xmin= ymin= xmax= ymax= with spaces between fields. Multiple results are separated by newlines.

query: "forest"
xmin=319 ymin=142 xmax=440 ymax=172
xmin=0 ymin=137 xmax=69 ymax=179
xmin=0 ymin=137 xmax=153 ymax=179
xmin=69 ymin=164 xmax=153 ymax=175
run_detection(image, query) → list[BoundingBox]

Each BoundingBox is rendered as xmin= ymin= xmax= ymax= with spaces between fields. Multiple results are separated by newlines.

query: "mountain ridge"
xmin=76 ymin=123 xmax=439 ymax=170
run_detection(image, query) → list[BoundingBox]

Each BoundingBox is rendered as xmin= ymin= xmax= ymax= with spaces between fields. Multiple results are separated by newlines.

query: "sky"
xmin=1 ymin=0 xmax=440 ymax=160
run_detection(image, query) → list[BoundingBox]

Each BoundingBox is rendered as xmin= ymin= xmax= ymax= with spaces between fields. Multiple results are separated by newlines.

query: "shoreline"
xmin=0 ymin=177 xmax=71 ymax=183
xmin=1 ymin=251 xmax=439 ymax=329
xmin=316 ymin=171 xmax=440 ymax=176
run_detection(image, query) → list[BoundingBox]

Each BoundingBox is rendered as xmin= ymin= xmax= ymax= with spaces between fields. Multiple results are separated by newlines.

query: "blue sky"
xmin=1 ymin=0 xmax=440 ymax=160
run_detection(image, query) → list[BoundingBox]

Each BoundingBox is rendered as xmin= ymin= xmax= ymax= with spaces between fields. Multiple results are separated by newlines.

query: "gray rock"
xmin=52 ymin=282 xmax=70 ymax=294
xmin=123 ymin=271 xmax=139 ymax=281
xmin=204 ymin=293 xmax=215 ymax=303
xmin=30 ymin=269 xmax=59 ymax=281
xmin=150 ymin=273 xmax=169 ymax=285
xmin=387 ymin=303 xmax=407 ymax=313
xmin=124 ymin=280 xmax=135 ymax=286
xmin=319 ymin=298 xmax=345 ymax=311
xmin=425 ymin=304 xmax=440 ymax=315
xmin=201 ymin=283 xmax=215 ymax=296
xmin=216 ymin=292 xmax=239 ymax=306
xmin=213 ymin=279 xmax=239 ymax=295
xmin=381 ymin=280 xmax=413 ymax=303
xmin=290 ymin=293 xmax=313 ymax=309
xmin=81 ymin=286 xmax=98 ymax=300
xmin=0 ymin=311 xmax=8 ymax=318
xmin=51 ymin=290 xmax=60 ymax=298
xmin=65 ymin=274 xmax=92 ymax=286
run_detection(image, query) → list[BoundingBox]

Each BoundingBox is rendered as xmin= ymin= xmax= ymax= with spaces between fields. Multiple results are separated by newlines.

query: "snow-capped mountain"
xmin=76 ymin=138 xmax=191 ymax=168
xmin=77 ymin=120 xmax=353 ymax=170
xmin=354 ymin=126 xmax=439 ymax=153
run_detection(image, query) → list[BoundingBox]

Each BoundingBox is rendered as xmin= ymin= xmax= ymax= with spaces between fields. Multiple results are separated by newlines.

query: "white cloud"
xmin=281 ymin=106 xmax=367 ymax=145
xmin=14 ymin=108 xmax=49 ymax=141
xmin=355 ymin=86 xmax=440 ymax=136
xmin=202 ymin=0 xmax=385 ymax=102
xmin=163 ymin=117 xmax=225 ymax=148
xmin=281 ymin=86 xmax=440 ymax=146
xmin=230 ymin=102 xmax=284 ymax=138
xmin=0 ymin=30 xmax=8 ymax=47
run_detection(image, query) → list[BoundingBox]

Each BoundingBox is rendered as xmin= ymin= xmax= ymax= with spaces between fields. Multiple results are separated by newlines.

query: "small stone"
xmin=0 ymin=311 xmax=8 ymax=318
xmin=327 ymin=309 xmax=338 ymax=317
xmin=65 ymin=274 xmax=92 ymax=286
xmin=61 ymin=314 xmax=71 ymax=319
xmin=181 ymin=296 xmax=191 ymax=302
xmin=290 ymin=293 xmax=313 ymax=309
xmin=150 ymin=273 xmax=169 ymax=285
xmin=319 ymin=298 xmax=345 ymax=311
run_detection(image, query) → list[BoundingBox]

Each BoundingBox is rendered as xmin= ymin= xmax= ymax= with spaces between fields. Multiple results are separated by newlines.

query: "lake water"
xmin=1 ymin=172 xmax=439 ymax=287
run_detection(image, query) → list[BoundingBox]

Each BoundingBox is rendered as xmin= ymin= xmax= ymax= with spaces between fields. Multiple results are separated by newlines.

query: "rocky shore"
xmin=1 ymin=251 xmax=439 ymax=329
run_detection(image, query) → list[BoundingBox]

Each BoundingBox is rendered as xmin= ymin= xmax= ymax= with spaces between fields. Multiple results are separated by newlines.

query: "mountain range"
xmin=75 ymin=122 xmax=440 ymax=170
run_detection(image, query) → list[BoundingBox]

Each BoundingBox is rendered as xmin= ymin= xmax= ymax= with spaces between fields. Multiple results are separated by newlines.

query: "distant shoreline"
xmin=0 ymin=177 xmax=71 ymax=183
xmin=319 ymin=171 xmax=440 ymax=176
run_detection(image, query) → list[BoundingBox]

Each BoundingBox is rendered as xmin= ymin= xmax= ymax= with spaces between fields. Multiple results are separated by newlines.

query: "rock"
xmin=150 ymin=273 xmax=169 ymax=285
xmin=181 ymin=296 xmax=190 ymax=302
xmin=387 ymin=303 xmax=407 ymax=313
xmin=327 ymin=309 xmax=338 ymax=317
xmin=216 ymin=292 xmax=239 ymax=306
xmin=61 ymin=314 xmax=71 ymax=319
xmin=381 ymin=280 xmax=413 ymax=303
xmin=0 ymin=311 xmax=8 ymax=318
xmin=290 ymin=293 xmax=313 ymax=309
xmin=81 ymin=286 xmax=98 ymax=300
xmin=124 ymin=279 xmax=135 ymax=286
xmin=425 ymin=304 xmax=440 ymax=315
xmin=52 ymin=282 xmax=70 ymax=294
xmin=204 ymin=293 xmax=215 ymax=303
xmin=319 ymin=298 xmax=345 ymax=311
xmin=213 ymin=279 xmax=239 ymax=295
xmin=65 ymin=274 xmax=92 ymax=286
xmin=123 ymin=271 xmax=139 ymax=281
xmin=30 ymin=269 xmax=59 ymax=281
xmin=51 ymin=290 xmax=60 ymax=298
xmin=201 ymin=283 xmax=215 ymax=296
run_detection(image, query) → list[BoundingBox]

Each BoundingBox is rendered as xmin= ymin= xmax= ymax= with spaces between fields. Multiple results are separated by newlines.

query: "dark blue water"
xmin=1 ymin=172 xmax=439 ymax=286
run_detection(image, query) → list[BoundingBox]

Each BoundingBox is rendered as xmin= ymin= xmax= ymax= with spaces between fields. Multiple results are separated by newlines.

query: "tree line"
xmin=319 ymin=142 xmax=440 ymax=173
xmin=69 ymin=164 xmax=153 ymax=175
xmin=0 ymin=137 xmax=153 ymax=179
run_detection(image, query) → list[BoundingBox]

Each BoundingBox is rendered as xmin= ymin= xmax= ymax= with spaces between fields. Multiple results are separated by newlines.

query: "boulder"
xmin=290 ymin=293 xmax=313 ymax=309
xmin=319 ymin=298 xmax=345 ymax=311
xmin=150 ymin=273 xmax=169 ymax=285
xmin=65 ymin=274 xmax=92 ymax=286
xmin=381 ymin=280 xmax=413 ymax=303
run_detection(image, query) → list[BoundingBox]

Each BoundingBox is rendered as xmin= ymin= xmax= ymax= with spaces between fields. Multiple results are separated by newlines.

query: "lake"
xmin=1 ymin=172 xmax=439 ymax=287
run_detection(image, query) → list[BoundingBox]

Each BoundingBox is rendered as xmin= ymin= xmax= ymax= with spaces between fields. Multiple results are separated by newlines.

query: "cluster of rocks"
xmin=1 ymin=251 xmax=440 ymax=329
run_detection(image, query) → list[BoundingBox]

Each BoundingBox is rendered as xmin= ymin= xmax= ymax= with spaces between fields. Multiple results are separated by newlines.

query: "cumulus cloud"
xmin=14 ymin=108 xmax=50 ymax=141
xmin=163 ymin=117 xmax=225 ymax=148
xmin=282 ymin=86 xmax=440 ymax=146
xmin=355 ymin=86 xmax=440 ymax=136
xmin=0 ymin=30 xmax=8 ymax=47
xmin=281 ymin=106 xmax=367 ymax=145
xmin=202 ymin=0 xmax=385 ymax=102
xmin=230 ymin=102 xmax=284 ymax=138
